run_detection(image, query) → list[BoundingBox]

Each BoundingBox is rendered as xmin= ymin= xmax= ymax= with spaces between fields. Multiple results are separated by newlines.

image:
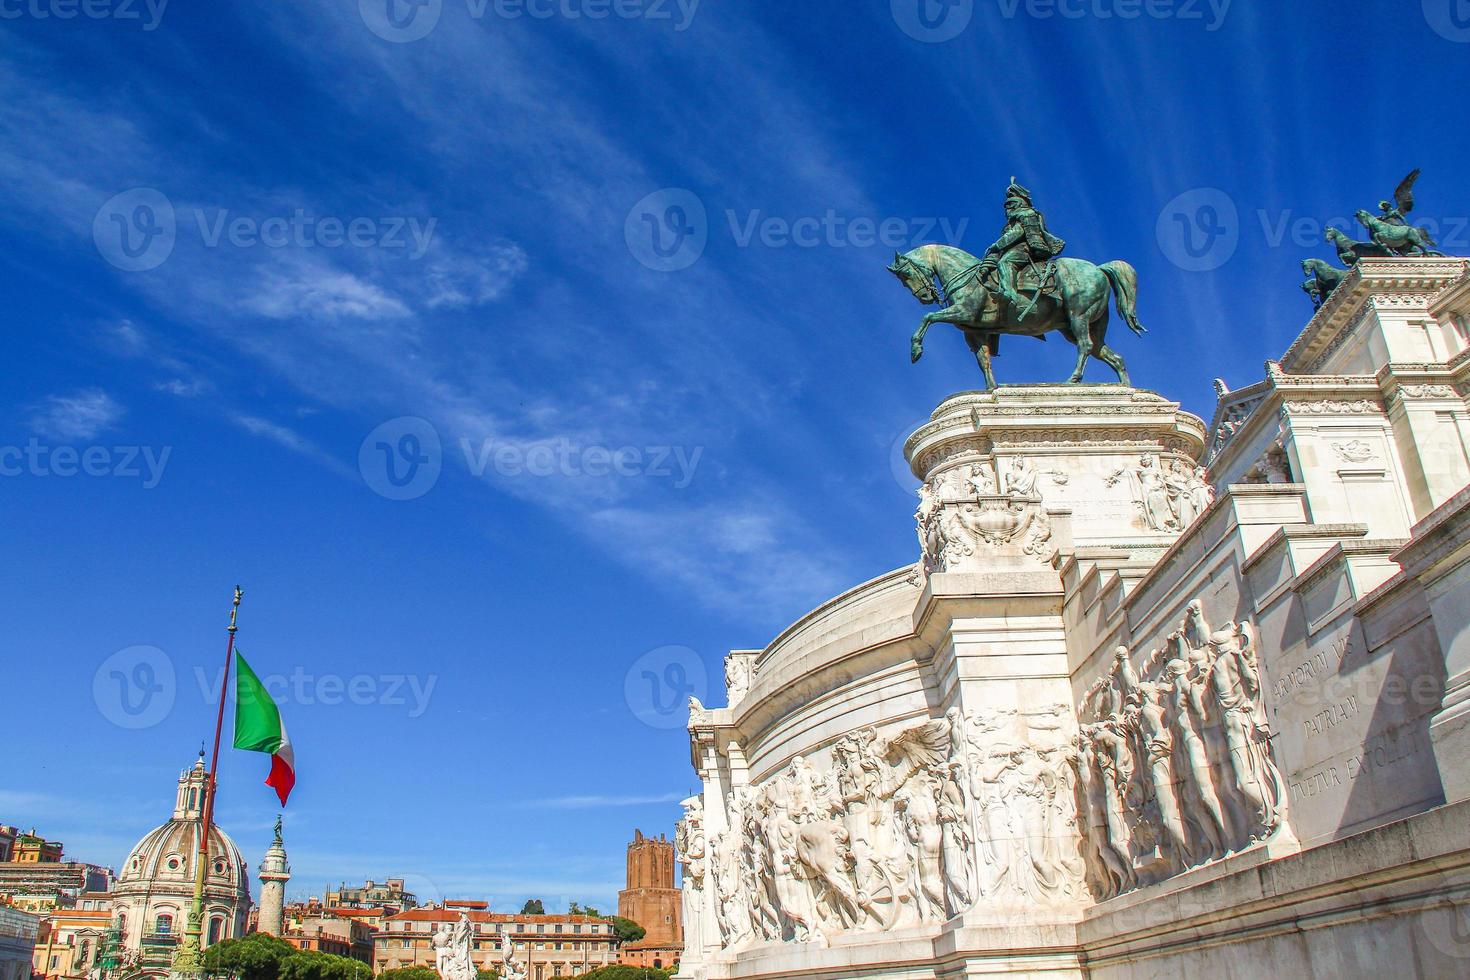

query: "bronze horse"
xmin=889 ymin=243 xmax=1145 ymax=389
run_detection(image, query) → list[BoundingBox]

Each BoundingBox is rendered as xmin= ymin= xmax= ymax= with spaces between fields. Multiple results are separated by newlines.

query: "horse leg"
xmin=911 ymin=306 xmax=965 ymax=363
xmin=1089 ymin=312 xmax=1131 ymax=385
xmin=965 ymin=331 xmax=998 ymax=390
xmin=1066 ymin=312 xmax=1093 ymax=383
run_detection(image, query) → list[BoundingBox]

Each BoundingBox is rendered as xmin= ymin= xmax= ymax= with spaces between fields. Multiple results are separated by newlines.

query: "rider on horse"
xmin=976 ymin=178 xmax=1066 ymax=314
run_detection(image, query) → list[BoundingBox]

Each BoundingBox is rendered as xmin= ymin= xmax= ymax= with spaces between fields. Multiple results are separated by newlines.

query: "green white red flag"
xmin=232 ymin=652 xmax=295 ymax=805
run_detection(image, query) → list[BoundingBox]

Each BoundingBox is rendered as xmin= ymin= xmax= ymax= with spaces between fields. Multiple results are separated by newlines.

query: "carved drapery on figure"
xmin=431 ymin=914 xmax=477 ymax=980
xmin=685 ymin=709 xmax=1087 ymax=956
xmin=1073 ymin=602 xmax=1290 ymax=899
xmin=1106 ymin=454 xmax=1215 ymax=532
xmin=915 ymin=456 xmax=1062 ymax=574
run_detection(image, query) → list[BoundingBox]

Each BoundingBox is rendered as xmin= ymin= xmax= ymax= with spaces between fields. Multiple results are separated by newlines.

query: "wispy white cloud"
xmin=532 ymin=793 xmax=684 ymax=810
xmin=28 ymin=388 xmax=124 ymax=440
xmin=230 ymin=414 xmax=355 ymax=479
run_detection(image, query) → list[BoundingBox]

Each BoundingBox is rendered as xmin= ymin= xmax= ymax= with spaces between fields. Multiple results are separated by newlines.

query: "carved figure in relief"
xmin=725 ymin=656 xmax=751 ymax=706
xmin=895 ymin=769 xmax=946 ymax=921
xmin=676 ymin=797 xmax=707 ymax=951
xmin=935 ymin=761 xmax=976 ymax=914
xmin=969 ymin=463 xmax=998 ymax=495
xmin=1073 ymin=727 xmax=1132 ymax=897
xmin=1162 ymin=656 xmax=1228 ymax=861
xmin=1070 ymin=605 xmax=1291 ymax=902
xmin=1136 ymin=681 xmax=1192 ymax=868
xmin=1206 ymin=622 xmax=1286 ymax=834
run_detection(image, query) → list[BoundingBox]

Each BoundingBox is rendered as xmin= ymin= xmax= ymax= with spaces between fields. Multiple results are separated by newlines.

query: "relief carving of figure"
xmin=1206 ymin=621 xmax=1287 ymax=835
xmin=1071 ymin=605 xmax=1291 ymax=900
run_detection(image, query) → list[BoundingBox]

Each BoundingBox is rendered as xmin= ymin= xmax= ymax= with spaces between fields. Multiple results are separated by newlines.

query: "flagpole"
xmin=172 ymin=586 xmax=242 ymax=977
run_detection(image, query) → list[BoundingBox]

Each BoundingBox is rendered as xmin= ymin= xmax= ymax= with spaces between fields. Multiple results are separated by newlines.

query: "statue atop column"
xmin=888 ymin=176 xmax=1145 ymax=389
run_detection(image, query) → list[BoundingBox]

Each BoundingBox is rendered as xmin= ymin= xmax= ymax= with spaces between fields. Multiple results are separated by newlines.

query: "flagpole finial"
xmin=229 ymin=586 xmax=243 ymax=633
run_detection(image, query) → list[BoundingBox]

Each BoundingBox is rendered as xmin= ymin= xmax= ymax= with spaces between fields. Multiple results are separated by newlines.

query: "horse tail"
xmin=1419 ymin=225 xmax=1439 ymax=247
xmin=1100 ymin=260 xmax=1146 ymax=336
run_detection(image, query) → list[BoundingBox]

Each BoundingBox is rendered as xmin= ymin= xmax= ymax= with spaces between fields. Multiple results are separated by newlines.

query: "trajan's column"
xmin=256 ymin=817 xmax=290 ymax=936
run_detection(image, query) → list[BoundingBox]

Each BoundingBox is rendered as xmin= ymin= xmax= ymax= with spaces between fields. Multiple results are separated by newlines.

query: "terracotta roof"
xmin=383 ymin=909 xmax=609 ymax=925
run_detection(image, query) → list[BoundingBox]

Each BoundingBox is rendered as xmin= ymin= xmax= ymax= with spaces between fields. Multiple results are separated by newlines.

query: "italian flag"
xmin=233 ymin=652 xmax=296 ymax=805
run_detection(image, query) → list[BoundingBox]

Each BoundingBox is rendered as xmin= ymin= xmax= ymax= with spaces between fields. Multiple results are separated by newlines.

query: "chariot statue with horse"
xmin=888 ymin=178 xmax=1145 ymax=390
xmin=1302 ymin=169 xmax=1449 ymax=309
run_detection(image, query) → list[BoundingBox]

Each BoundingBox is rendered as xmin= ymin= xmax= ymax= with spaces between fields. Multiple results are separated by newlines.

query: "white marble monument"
xmin=676 ymin=257 xmax=1470 ymax=979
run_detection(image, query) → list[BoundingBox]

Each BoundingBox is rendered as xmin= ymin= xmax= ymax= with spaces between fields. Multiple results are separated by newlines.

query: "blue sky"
xmin=2 ymin=0 xmax=1469 ymax=914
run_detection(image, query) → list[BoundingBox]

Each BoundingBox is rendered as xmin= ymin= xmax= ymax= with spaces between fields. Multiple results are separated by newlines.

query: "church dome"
xmin=111 ymin=755 xmax=251 ymax=957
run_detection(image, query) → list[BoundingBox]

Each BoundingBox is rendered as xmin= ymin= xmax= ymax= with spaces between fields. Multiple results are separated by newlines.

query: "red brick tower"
xmin=616 ymin=829 xmax=683 ymax=969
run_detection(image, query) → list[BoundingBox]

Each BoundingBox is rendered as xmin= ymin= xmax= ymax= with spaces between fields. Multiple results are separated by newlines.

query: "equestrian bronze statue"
xmin=888 ymin=179 xmax=1144 ymax=390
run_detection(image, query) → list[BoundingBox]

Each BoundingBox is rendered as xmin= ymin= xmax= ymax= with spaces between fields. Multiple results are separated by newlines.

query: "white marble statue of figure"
xmin=1136 ymin=681 xmax=1192 ymax=870
xmin=760 ymin=783 xmax=815 ymax=943
xmin=725 ymin=656 xmax=751 ymax=706
xmin=1074 ymin=726 xmax=1133 ymax=898
xmin=916 ymin=481 xmax=944 ymax=569
xmin=935 ymin=760 xmax=976 ymax=915
xmin=1111 ymin=454 xmax=1177 ymax=531
xmin=894 ymin=768 xmax=946 ymax=921
xmin=1206 ymin=622 xmax=1287 ymax=835
xmin=430 ymin=914 xmax=475 ymax=980
xmin=431 ymin=923 xmax=455 ymax=980
xmin=677 ymin=797 xmax=707 ymax=955
xmin=1163 ymin=652 xmax=1229 ymax=860
xmin=969 ymin=462 xmax=998 ymax=496
xmin=497 ymin=928 xmax=528 ymax=980
xmin=713 ymin=828 xmax=751 ymax=948
xmin=1165 ymin=459 xmax=1198 ymax=527
xmin=834 ymin=735 xmax=900 ymax=931
xmin=1089 ymin=718 xmax=1137 ymax=879
xmin=1004 ymin=455 xmax=1040 ymax=497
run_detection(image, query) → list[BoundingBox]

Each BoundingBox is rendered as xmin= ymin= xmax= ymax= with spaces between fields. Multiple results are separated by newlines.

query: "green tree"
xmin=519 ymin=900 xmax=545 ymax=915
xmin=566 ymin=967 xmax=675 ymax=980
xmin=201 ymin=932 xmax=295 ymax=980
xmin=606 ymin=917 xmax=645 ymax=945
xmin=279 ymin=949 xmax=369 ymax=980
xmin=375 ymin=968 xmax=438 ymax=980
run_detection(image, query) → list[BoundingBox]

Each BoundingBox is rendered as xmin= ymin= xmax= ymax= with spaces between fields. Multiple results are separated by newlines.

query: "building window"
xmin=155 ymin=914 xmax=174 ymax=935
xmin=209 ymin=917 xmax=225 ymax=945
